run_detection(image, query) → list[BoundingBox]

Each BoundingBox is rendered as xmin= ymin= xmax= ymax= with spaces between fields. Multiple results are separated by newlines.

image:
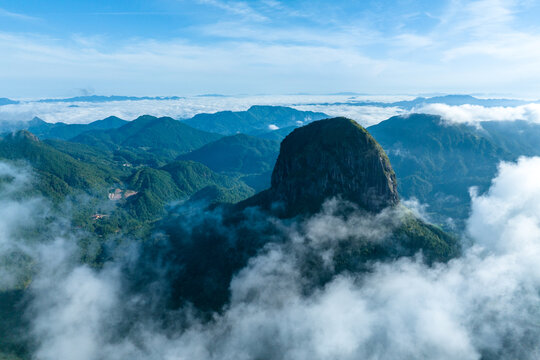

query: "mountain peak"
xmin=240 ymin=117 xmax=399 ymax=217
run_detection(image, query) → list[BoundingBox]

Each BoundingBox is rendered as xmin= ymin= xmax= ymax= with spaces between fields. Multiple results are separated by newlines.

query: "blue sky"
xmin=1 ymin=0 xmax=540 ymax=98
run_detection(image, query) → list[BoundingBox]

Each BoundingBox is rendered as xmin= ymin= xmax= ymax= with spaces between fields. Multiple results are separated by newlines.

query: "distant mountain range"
xmin=0 ymin=98 xmax=19 ymax=106
xmin=309 ymin=94 xmax=533 ymax=109
xmin=1 ymin=94 xmax=535 ymax=110
xmin=0 ymin=116 xmax=128 ymax=137
xmin=37 ymin=95 xmax=183 ymax=103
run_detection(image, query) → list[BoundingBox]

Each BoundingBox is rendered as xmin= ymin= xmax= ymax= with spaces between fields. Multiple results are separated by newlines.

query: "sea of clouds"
xmin=2 ymin=154 xmax=540 ymax=359
xmin=3 ymin=94 xmax=540 ymax=129
xmin=0 ymin=95 xmax=409 ymax=127
xmin=2 ymin=94 xmax=540 ymax=359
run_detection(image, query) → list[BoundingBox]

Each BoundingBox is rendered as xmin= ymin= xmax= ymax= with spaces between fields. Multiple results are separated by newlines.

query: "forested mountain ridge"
xmin=182 ymin=105 xmax=328 ymax=135
xmin=367 ymin=114 xmax=538 ymax=227
xmin=71 ymin=115 xmax=222 ymax=162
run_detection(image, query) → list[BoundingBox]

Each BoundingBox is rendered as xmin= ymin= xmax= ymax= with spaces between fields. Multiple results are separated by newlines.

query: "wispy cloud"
xmin=197 ymin=0 xmax=268 ymax=21
xmin=2 ymin=0 xmax=540 ymax=97
xmin=0 ymin=7 xmax=38 ymax=21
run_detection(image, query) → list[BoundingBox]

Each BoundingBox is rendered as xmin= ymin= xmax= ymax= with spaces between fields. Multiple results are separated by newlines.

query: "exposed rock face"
xmin=165 ymin=118 xmax=458 ymax=311
xmin=239 ymin=117 xmax=399 ymax=217
xmin=7 ymin=130 xmax=40 ymax=142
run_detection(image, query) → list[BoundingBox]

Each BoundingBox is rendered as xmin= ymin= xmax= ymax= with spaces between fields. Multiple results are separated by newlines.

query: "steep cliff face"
xmin=240 ymin=117 xmax=399 ymax=217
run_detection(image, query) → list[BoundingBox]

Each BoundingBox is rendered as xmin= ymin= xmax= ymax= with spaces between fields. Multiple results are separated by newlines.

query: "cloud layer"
xmin=1 ymin=154 xmax=540 ymax=359
xmin=0 ymin=94 xmax=408 ymax=126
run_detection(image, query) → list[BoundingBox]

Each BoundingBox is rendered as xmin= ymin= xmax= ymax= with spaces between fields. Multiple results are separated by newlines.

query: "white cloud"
xmin=164 ymin=156 xmax=540 ymax=359
xmin=0 ymin=31 xmax=395 ymax=98
xmin=3 ymin=153 xmax=540 ymax=359
xmin=294 ymin=104 xmax=405 ymax=127
xmin=3 ymin=1 xmax=540 ymax=97
xmin=416 ymin=103 xmax=540 ymax=124
xmin=197 ymin=0 xmax=268 ymax=22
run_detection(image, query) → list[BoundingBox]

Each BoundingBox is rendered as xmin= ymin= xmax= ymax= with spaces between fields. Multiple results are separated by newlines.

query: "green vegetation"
xmin=0 ymin=291 xmax=28 ymax=360
xmin=71 ymin=115 xmax=222 ymax=161
xmin=127 ymin=161 xmax=254 ymax=220
xmin=0 ymin=131 xmax=120 ymax=200
xmin=178 ymin=133 xmax=279 ymax=174
xmin=27 ymin=116 xmax=128 ymax=140
xmin=368 ymin=114 xmax=513 ymax=227
xmin=0 ymin=110 xmax=480 ymax=356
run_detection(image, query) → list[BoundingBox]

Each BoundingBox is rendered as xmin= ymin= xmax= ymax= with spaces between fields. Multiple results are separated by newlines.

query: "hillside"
xmin=126 ymin=161 xmax=254 ymax=220
xmin=480 ymin=120 xmax=540 ymax=157
xmin=0 ymin=131 xmax=119 ymax=200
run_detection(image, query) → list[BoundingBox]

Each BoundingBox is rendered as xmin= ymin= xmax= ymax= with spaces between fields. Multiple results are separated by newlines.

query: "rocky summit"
xmin=240 ymin=117 xmax=399 ymax=217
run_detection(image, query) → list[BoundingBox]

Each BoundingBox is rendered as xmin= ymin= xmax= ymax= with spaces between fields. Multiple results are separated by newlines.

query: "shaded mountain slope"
xmin=178 ymin=134 xmax=279 ymax=174
xmin=480 ymin=120 xmax=540 ymax=157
